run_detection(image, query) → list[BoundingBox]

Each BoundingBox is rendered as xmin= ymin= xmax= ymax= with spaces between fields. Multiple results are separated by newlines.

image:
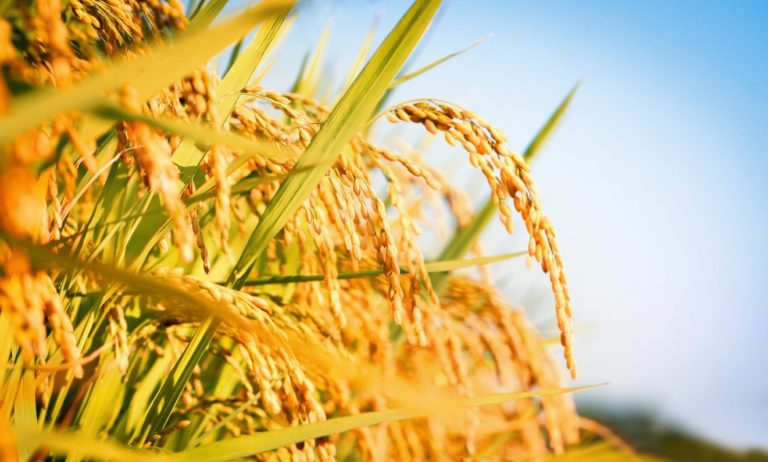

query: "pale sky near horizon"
xmin=225 ymin=0 xmax=768 ymax=450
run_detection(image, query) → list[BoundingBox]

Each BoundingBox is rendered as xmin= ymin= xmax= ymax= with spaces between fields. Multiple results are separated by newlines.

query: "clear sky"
xmin=232 ymin=0 xmax=768 ymax=450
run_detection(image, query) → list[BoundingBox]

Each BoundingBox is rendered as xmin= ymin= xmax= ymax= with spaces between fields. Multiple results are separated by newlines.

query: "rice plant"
xmin=0 ymin=0 xmax=654 ymax=460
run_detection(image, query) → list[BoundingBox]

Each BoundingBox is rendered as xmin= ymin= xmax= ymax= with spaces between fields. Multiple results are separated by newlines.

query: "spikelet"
xmin=362 ymin=141 xmax=441 ymax=191
xmin=303 ymin=202 xmax=345 ymax=328
xmin=39 ymin=273 xmax=83 ymax=378
xmin=0 ymin=273 xmax=48 ymax=365
xmin=326 ymin=173 xmax=363 ymax=270
xmin=370 ymin=195 xmax=406 ymax=326
xmin=185 ymin=182 xmax=210 ymax=273
xmin=210 ymin=144 xmax=232 ymax=256
xmin=68 ymin=0 xmax=187 ymax=54
xmin=373 ymin=160 xmax=433 ymax=345
xmin=34 ymin=0 xmax=74 ymax=85
xmin=120 ymin=85 xmax=195 ymax=263
xmin=108 ymin=304 xmax=130 ymax=373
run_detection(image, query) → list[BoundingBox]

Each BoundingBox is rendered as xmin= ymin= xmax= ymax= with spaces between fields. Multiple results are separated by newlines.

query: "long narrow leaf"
xmin=341 ymin=17 xmax=379 ymax=92
xmin=215 ymin=9 xmax=293 ymax=123
xmin=14 ymin=372 xmax=37 ymax=461
xmin=523 ymin=79 xmax=582 ymax=164
xmin=243 ymin=251 xmax=525 ymax=286
xmin=388 ymin=35 xmax=490 ymax=89
xmin=190 ymin=0 xmax=230 ymax=28
xmin=292 ymin=23 xmax=332 ymax=97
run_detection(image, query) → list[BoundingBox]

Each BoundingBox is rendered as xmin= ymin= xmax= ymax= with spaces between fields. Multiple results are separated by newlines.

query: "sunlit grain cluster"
xmin=0 ymin=1 xmax=628 ymax=461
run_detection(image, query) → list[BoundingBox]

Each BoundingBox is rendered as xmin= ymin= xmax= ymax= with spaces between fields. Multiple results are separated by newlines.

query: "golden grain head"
xmin=384 ymin=100 xmax=577 ymax=378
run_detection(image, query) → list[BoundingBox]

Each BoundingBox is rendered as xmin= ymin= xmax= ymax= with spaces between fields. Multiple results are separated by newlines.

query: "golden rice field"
xmin=0 ymin=0 xmax=661 ymax=460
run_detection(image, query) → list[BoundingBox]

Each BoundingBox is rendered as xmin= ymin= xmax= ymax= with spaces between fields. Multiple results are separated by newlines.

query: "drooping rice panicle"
xmin=385 ymin=100 xmax=576 ymax=378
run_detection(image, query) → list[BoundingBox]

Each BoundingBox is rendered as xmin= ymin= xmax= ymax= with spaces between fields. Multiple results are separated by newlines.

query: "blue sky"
xmin=232 ymin=0 xmax=768 ymax=450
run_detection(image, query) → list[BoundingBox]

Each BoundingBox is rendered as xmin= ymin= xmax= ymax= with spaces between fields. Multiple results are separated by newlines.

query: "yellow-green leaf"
xmin=388 ymin=34 xmax=490 ymax=89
